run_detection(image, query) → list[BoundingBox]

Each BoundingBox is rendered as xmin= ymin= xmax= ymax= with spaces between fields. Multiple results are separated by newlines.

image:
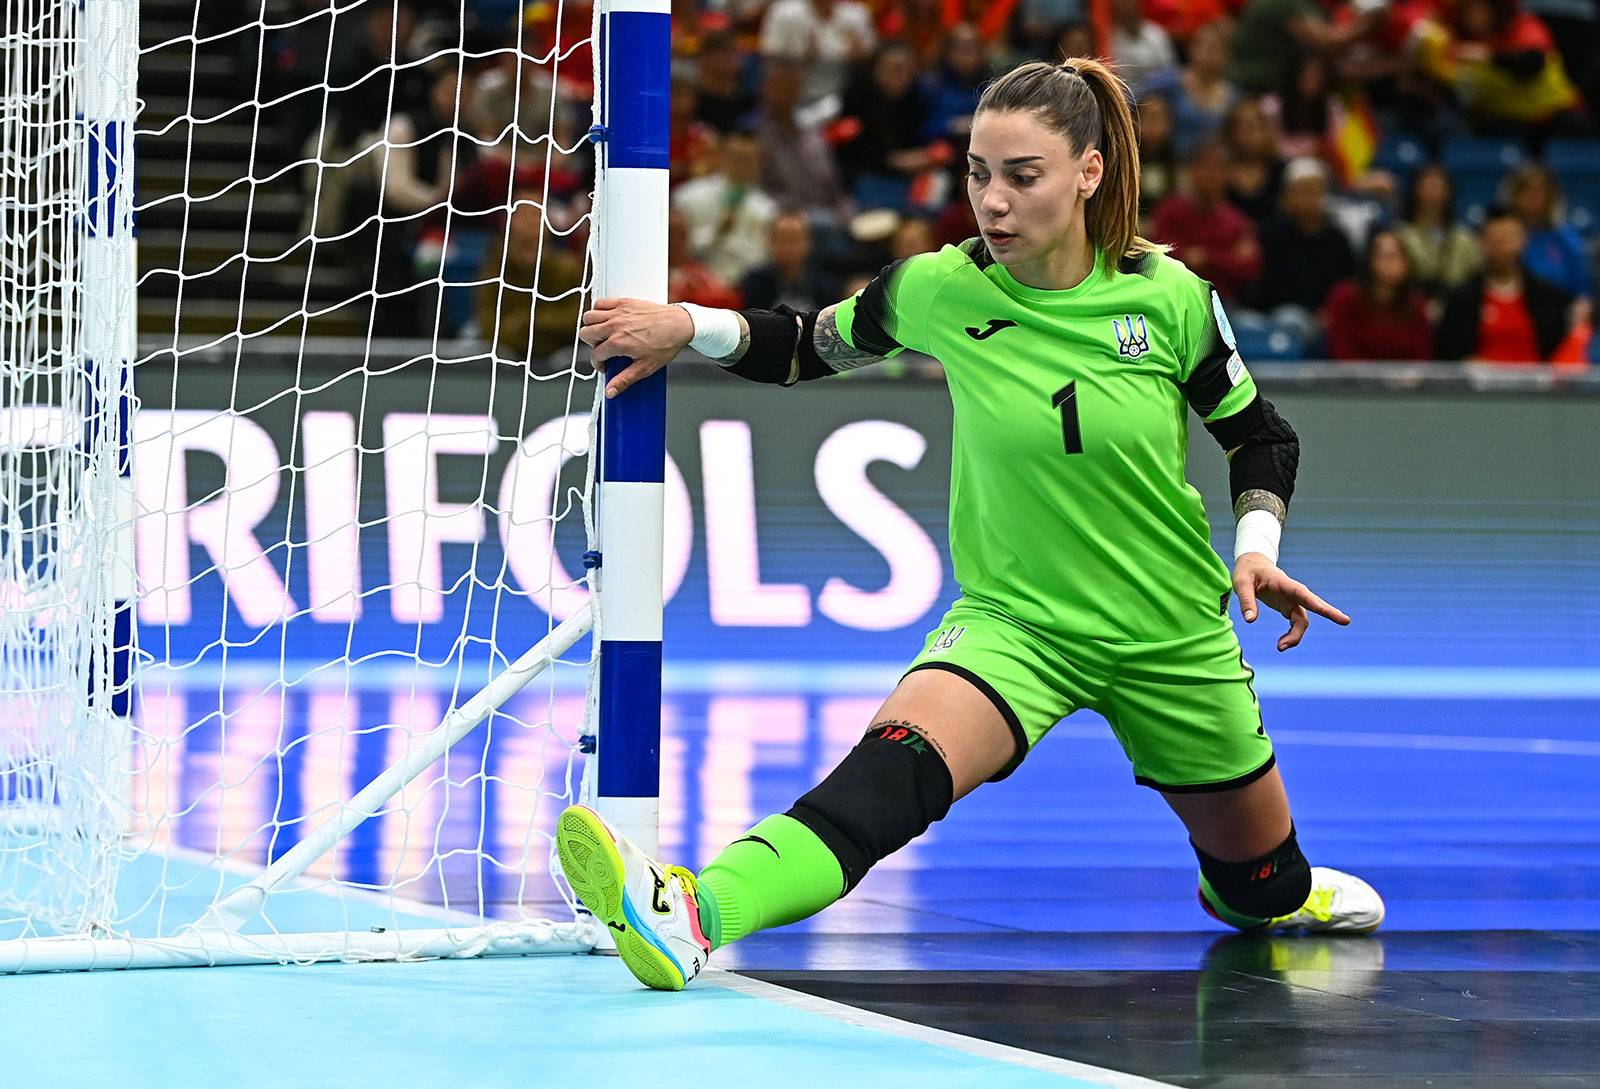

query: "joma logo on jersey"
xmin=1112 ymin=314 xmax=1150 ymax=358
xmin=965 ymin=318 xmax=1017 ymax=340
xmin=929 ymin=626 xmax=966 ymax=652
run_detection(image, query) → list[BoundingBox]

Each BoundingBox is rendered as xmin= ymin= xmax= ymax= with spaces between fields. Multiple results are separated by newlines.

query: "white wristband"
xmin=676 ymin=302 xmax=742 ymax=361
xmin=1233 ymin=508 xmax=1282 ymax=565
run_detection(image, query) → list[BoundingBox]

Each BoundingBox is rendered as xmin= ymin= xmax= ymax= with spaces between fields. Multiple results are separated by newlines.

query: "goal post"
xmin=0 ymin=0 xmax=668 ymax=971
xmin=591 ymin=0 xmax=671 ymax=862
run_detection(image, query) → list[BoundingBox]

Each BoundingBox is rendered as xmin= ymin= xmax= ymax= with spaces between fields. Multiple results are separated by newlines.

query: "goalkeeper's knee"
xmin=785 ymin=723 xmax=954 ymax=894
xmin=1195 ymin=826 xmax=1312 ymax=923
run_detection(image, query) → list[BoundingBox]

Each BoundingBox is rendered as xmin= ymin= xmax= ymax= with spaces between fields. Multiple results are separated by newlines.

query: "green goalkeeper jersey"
xmin=833 ymin=239 xmax=1259 ymax=643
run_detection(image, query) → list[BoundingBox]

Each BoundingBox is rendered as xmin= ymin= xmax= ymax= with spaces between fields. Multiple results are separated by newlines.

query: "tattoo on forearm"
xmin=1234 ymin=488 xmax=1287 ymax=527
xmin=814 ymin=305 xmax=884 ymax=372
xmin=868 ymin=718 xmax=950 ymax=762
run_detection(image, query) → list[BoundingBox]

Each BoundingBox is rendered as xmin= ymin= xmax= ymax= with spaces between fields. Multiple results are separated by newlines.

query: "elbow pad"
xmin=717 ymin=306 xmax=839 ymax=385
xmin=1204 ymin=395 xmax=1300 ymax=508
xmin=780 ymin=305 xmax=840 ymax=382
xmin=717 ymin=309 xmax=801 ymax=385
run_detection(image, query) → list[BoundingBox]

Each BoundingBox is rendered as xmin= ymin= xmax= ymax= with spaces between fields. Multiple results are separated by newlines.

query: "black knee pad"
xmin=786 ymin=723 xmax=954 ymax=894
xmin=1195 ymin=826 xmax=1312 ymax=920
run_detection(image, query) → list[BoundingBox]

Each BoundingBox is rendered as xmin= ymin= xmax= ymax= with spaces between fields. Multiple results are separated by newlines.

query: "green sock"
xmin=696 ymin=814 xmax=846 ymax=950
xmin=1199 ymin=873 xmax=1272 ymax=930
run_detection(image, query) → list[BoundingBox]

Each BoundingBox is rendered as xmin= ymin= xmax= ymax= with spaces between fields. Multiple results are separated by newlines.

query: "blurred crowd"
xmin=273 ymin=0 xmax=1600 ymax=364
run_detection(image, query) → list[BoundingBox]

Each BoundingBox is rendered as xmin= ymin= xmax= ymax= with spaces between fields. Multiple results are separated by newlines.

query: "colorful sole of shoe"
xmin=555 ymin=806 xmax=688 ymax=992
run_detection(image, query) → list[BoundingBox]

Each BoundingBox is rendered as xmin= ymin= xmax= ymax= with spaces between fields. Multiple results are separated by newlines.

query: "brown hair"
xmin=975 ymin=57 xmax=1162 ymax=263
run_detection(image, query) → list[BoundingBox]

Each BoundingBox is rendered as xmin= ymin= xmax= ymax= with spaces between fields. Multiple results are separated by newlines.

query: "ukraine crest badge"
xmin=1113 ymin=313 xmax=1150 ymax=358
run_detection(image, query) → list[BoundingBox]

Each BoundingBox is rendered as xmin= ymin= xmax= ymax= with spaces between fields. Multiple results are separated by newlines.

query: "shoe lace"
xmin=1300 ymin=886 xmax=1335 ymax=923
xmin=667 ymin=864 xmax=699 ymax=896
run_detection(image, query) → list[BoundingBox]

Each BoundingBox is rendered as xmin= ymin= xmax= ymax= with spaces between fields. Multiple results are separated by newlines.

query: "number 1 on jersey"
xmin=1052 ymin=381 xmax=1083 ymax=455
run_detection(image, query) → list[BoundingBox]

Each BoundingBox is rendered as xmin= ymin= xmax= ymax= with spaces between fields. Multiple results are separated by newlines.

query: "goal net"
xmin=0 ymin=0 xmax=667 ymax=971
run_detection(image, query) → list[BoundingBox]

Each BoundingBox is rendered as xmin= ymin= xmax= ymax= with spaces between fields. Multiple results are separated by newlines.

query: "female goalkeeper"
xmin=556 ymin=57 xmax=1383 ymax=992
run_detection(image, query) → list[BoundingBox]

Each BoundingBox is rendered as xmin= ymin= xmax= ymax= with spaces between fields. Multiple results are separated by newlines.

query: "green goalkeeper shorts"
xmin=905 ymin=597 xmax=1273 ymax=790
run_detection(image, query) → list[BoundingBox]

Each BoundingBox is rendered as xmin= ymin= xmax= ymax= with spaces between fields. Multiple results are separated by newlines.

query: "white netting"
xmin=0 ymin=0 xmax=127 ymax=936
xmin=0 ymin=0 xmax=612 ymax=962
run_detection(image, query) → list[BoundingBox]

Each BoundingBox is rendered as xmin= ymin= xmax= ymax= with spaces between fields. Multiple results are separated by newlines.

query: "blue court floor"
xmin=2 ymin=666 xmax=1597 ymax=1087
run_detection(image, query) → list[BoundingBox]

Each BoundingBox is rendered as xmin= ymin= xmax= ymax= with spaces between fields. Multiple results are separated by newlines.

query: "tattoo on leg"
xmin=1234 ymin=488 xmax=1287 ymax=527
xmin=868 ymin=718 xmax=949 ymax=761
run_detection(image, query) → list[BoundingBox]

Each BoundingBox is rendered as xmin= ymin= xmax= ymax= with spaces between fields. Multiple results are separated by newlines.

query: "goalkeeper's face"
xmin=966 ymin=110 xmax=1101 ymax=275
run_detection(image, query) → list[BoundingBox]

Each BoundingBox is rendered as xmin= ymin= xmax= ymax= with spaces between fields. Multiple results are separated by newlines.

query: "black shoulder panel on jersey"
xmin=848 ymin=259 xmax=909 ymax=357
xmin=719 ymin=308 xmax=800 ymax=385
xmin=1117 ymin=250 xmax=1158 ymax=278
xmin=777 ymin=304 xmax=837 ymax=382
xmin=1181 ymin=294 xmax=1237 ymax=419
xmin=960 ymin=236 xmax=996 ymax=271
xmin=1204 ymin=394 xmax=1300 ymax=507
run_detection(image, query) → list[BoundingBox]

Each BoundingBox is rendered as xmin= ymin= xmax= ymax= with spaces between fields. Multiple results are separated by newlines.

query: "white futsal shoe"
xmin=555 ymin=804 xmax=712 ymax=991
xmin=1268 ymin=866 xmax=1386 ymax=933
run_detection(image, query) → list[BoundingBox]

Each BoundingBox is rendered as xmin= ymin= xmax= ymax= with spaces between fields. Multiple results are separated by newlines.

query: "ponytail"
xmin=976 ymin=57 xmax=1164 ymax=264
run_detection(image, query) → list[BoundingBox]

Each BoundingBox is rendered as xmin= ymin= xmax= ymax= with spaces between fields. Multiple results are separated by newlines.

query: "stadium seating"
xmin=1370 ymin=134 xmax=1428 ymax=182
xmin=1440 ymin=136 xmax=1528 ymax=226
xmin=1544 ymin=139 xmax=1600 ymax=237
xmin=1231 ymin=311 xmax=1305 ymax=361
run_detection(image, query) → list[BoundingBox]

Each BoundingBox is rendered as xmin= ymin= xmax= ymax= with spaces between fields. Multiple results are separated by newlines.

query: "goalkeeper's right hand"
xmin=579 ymin=297 xmax=695 ymax=398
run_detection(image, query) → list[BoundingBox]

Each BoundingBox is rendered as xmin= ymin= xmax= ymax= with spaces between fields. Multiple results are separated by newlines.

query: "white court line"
xmin=157 ymin=844 xmax=505 ymax=930
xmin=709 ymin=968 xmax=1177 ymax=1088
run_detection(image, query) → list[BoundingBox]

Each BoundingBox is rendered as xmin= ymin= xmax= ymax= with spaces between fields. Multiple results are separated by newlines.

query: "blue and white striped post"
xmin=593 ymin=0 xmax=670 ymax=857
xmin=81 ymin=0 xmax=137 ymax=729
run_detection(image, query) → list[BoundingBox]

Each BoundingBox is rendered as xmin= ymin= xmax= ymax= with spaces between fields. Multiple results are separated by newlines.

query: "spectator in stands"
xmin=880 ymin=0 xmax=951 ymax=66
xmin=1049 ymin=22 xmax=1098 ymax=66
xmin=1253 ymin=157 xmax=1355 ymax=337
xmin=673 ymin=132 xmax=779 ymax=285
xmin=450 ymin=86 xmax=560 ymax=219
xmin=834 ymin=41 xmax=948 ymax=212
xmin=1137 ymin=94 xmax=1181 ymax=218
xmin=1265 ymin=51 xmax=1333 ymax=161
xmin=890 ymin=215 xmax=939 ymax=259
xmin=1110 ymin=0 xmax=1179 ymax=97
xmin=376 ymin=63 xmax=478 ymax=220
xmin=759 ymin=0 xmax=877 ymax=107
xmin=1145 ymin=0 xmax=1235 ymax=45
xmin=368 ymin=62 xmax=481 ymax=337
xmin=299 ymin=2 xmax=431 ymax=240
xmin=933 ymin=188 xmax=981 ymax=248
xmin=1417 ymin=0 xmax=1588 ymax=134
xmin=749 ymin=60 xmax=851 ymax=225
xmin=1323 ymin=228 xmax=1436 ymax=360
xmin=669 ymin=75 xmax=719 ymax=188
xmin=1228 ymin=0 xmax=1380 ymax=97
xmin=331 ymin=1 xmax=430 ymax=146
xmin=1522 ymin=0 xmax=1598 ymax=113
xmin=1437 ymin=209 xmax=1574 ymax=361
xmin=1168 ymin=23 xmax=1239 ymax=158
xmin=1014 ymin=0 xmax=1090 ymax=56
xmin=1150 ymin=140 xmax=1263 ymax=304
xmin=739 ymin=212 xmax=841 ymax=311
xmin=477 ymin=191 xmax=586 ymax=362
xmin=1396 ymin=163 xmax=1484 ymax=306
xmin=922 ymin=23 xmax=990 ymax=142
xmin=1505 ymin=163 xmax=1594 ymax=301
xmin=667 ymin=209 xmax=743 ymax=309
xmin=473 ymin=6 xmax=573 ymax=167
xmin=1221 ymin=98 xmax=1284 ymax=227
xmin=694 ymin=28 xmax=758 ymax=134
